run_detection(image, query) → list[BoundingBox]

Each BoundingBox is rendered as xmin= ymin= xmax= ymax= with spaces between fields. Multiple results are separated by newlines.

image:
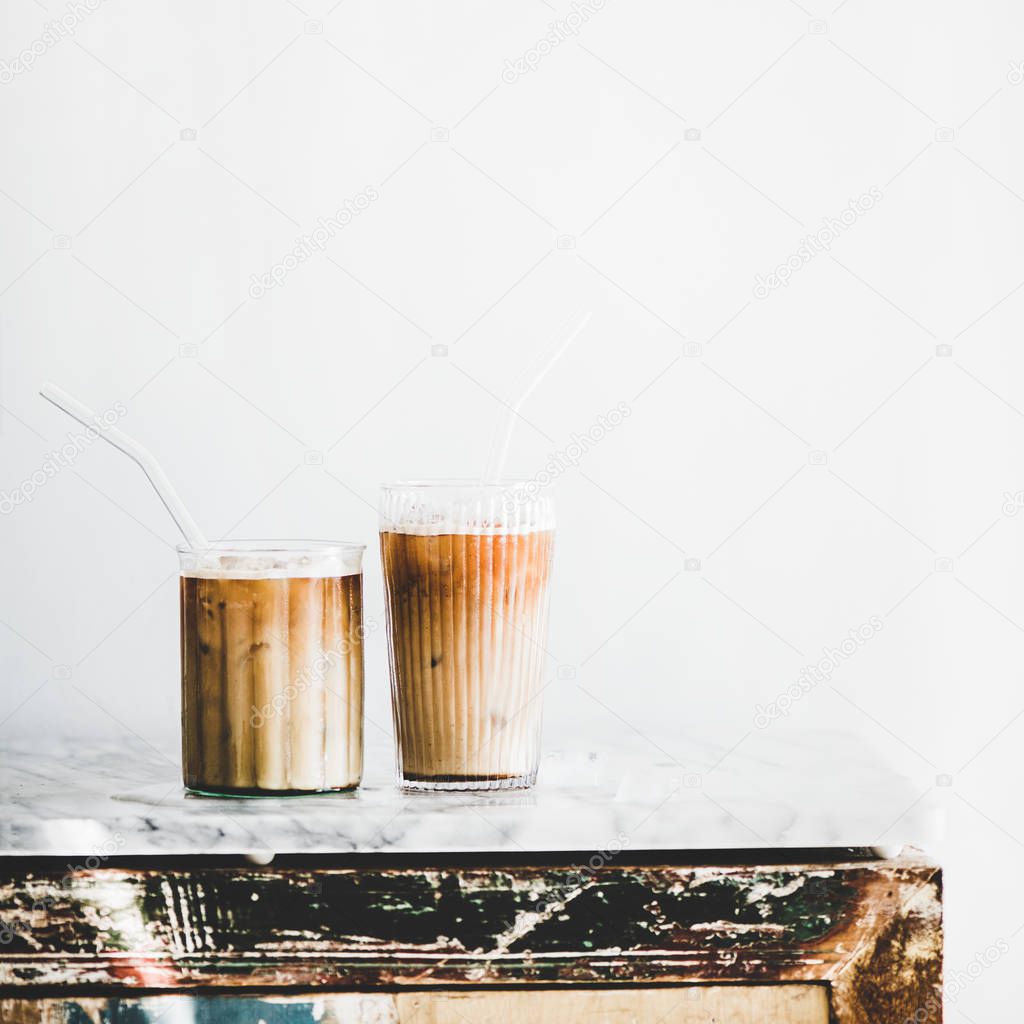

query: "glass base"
xmin=399 ymin=770 xmax=537 ymax=792
xmin=185 ymin=782 xmax=359 ymax=798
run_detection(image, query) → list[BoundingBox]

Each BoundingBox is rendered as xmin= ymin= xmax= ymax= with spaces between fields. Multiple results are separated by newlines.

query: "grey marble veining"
xmin=0 ymin=729 xmax=940 ymax=858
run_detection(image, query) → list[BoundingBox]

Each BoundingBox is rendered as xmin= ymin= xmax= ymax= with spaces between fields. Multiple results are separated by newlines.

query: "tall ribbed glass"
xmin=178 ymin=540 xmax=365 ymax=795
xmin=380 ymin=482 xmax=555 ymax=790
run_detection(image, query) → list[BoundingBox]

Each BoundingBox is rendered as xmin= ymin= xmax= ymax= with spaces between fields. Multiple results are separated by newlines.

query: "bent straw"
xmin=482 ymin=310 xmax=592 ymax=483
xmin=40 ymin=382 xmax=208 ymax=550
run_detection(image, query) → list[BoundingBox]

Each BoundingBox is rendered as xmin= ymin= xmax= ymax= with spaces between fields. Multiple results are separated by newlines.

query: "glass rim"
xmin=175 ymin=538 xmax=367 ymax=556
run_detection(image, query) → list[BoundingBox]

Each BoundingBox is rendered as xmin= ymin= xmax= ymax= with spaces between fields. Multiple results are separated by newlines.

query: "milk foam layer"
xmin=380 ymin=482 xmax=555 ymax=536
xmin=179 ymin=545 xmax=363 ymax=579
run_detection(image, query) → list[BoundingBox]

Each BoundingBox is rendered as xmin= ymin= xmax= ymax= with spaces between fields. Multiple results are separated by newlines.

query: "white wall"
xmin=1 ymin=0 xmax=1022 ymax=1015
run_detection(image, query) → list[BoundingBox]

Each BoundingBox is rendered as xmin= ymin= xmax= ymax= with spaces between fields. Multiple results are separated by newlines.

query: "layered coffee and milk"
xmin=380 ymin=484 xmax=555 ymax=790
xmin=179 ymin=542 xmax=364 ymax=794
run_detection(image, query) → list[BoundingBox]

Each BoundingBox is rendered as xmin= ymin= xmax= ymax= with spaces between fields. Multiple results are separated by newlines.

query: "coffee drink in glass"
xmin=178 ymin=540 xmax=365 ymax=794
xmin=380 ymin=482 xmax=555 ymax=790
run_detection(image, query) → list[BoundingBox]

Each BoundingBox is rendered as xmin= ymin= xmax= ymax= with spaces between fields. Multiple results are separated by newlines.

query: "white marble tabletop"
xmin=0 ymin=728 xmax=940 ymax=859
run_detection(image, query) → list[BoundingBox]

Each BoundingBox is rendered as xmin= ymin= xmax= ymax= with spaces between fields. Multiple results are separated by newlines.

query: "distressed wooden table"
xmin=0 ymin=737 xmax=942 ymax=1023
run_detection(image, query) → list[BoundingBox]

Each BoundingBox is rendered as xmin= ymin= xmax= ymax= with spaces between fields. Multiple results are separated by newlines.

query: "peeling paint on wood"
xmin=0 ymin=988 xmax=831 ymax=1024
xmin=831 ymin=871 xmax=943 ymax=1024
xmin=0 ymin=852 xmax=940 ymax=1017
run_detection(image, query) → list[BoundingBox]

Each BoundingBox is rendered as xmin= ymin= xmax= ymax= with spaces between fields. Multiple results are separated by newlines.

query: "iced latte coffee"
xmin=380 ymin=482 xmax=555 ymax=790
xmin=179 ymin=540 xmax=365 ymax=794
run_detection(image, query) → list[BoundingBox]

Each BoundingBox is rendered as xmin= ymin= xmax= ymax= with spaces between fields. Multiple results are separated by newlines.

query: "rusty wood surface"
xmin=0 ymin=988 xmax=831 ymax=1023
xmin=830 ymin=867 xmax=943 ymax=1024
xmin=0 ymin=855 xmax=940 ymax=996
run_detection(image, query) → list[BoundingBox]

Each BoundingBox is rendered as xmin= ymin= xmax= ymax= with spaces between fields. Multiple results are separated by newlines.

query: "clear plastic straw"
xmin=482 ymin=310 xmax=592 ymax=483
xmin=40 ymin=382 xmax=208 ymax=550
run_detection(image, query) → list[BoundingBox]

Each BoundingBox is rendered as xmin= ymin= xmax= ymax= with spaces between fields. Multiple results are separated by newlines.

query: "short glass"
xmin=379 ymin=481 xmax=556 ymax=790
xmin=178 ymin=540 xmax=365 ymax=795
